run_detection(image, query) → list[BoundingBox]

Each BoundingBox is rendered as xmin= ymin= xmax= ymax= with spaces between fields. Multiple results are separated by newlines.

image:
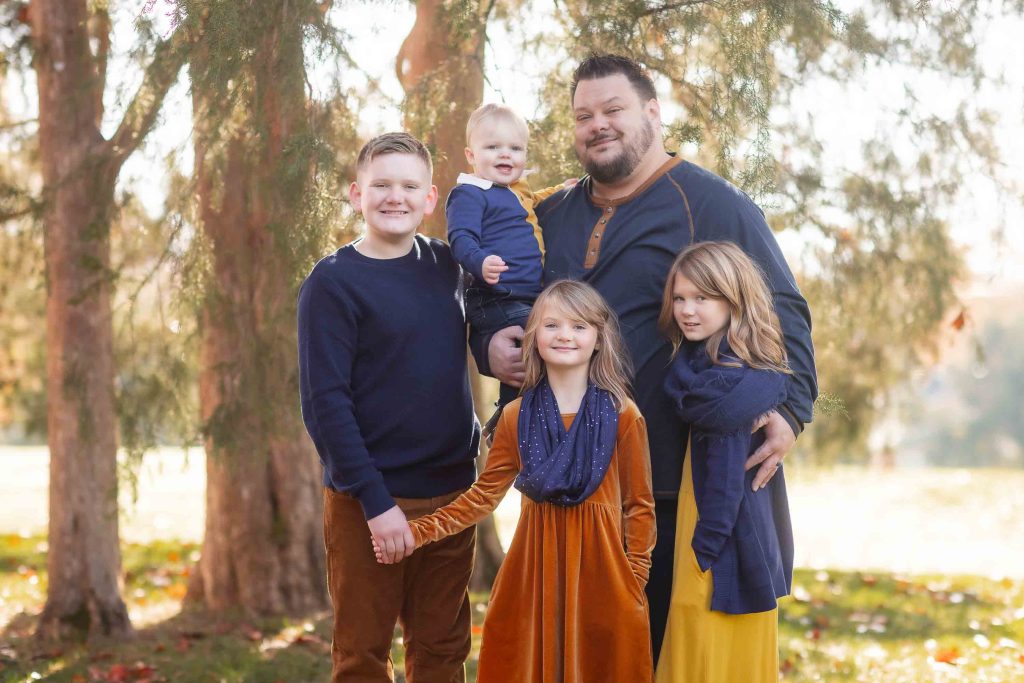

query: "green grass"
xmin=1 ymin=536 xmax=1022 ymax=681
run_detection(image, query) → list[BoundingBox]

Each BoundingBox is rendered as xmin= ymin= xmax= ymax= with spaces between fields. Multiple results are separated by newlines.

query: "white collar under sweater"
xmin=456 ymin=173 xmax=494 ymax=190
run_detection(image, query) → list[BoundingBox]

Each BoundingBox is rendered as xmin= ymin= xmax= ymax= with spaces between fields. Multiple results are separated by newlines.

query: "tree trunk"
xmin=186 ymin=10 xmax=328 ymax=615
xmin=31 ymin=0 xmax=126 ymax=643
xmin=29 ymin=0 xmax=188 ymax=639
xmin=468 ymin=371 xmax=505 ymax=591
xmin=397 ymin=0 xmax=491 ymax=238
xmin=30 ymin=0 xmax=126 ymax=640
xmin=397 ymin=0 xmax=506 ymax=586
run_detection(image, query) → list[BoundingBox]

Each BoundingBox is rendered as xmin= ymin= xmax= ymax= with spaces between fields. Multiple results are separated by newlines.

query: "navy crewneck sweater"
xmin=297 ymin=235 xmax=480 ymax=519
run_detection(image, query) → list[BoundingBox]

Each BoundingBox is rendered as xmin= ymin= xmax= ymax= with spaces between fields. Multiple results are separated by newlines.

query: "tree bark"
xmin=397 ymin=0 xmax=506 ymax=586
xmin=186 ymin=8 xmax=328 ymax=615
xmin=30 ymin=0 xmax=185 ymax=640
xmin=397 ymin=0 xmax=491 ymax=238
xmin=31 ymin=0 xmax=127 ymax=640
xmin=468 ymin=371 xmax=506 ymax=591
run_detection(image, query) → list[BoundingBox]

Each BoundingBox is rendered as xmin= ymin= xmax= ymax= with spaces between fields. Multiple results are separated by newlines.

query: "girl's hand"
xmin=372 ymin=538 xmax=387 ymax=564
xmin=373 ymin=536 xmax=417 ymax=564
xmin=367 ymin=505 xmax=414 ymax=564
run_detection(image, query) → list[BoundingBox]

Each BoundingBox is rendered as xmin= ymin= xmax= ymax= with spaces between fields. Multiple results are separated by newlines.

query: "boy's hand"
xmin=481 ymin=255 xmax=508 ymax=285
xmin=367 ymin=505 xmax=415 ymax=564
xmin=564 ymin=177 xmax=579 ymax=187
xmin=489 ymin=326 xmax=525 ymax=386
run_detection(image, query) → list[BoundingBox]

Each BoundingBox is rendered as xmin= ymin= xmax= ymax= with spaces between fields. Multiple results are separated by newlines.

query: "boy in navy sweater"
xmin=446 ymin=104 xmax=566 ymax=434
xmin=298 ymin=133 xmax=480 ymax=683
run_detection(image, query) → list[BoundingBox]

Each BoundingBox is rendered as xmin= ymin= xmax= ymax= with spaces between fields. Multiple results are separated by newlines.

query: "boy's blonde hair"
xmin=356 ymin=132 xmax=432 ymax=174
xmin=465 ymin=103 xmax=529 ymax=146
xmin=658 ymin=241 xmax=791 ymax=373
xmin=521 ymin=280 xmax=633 ymax=411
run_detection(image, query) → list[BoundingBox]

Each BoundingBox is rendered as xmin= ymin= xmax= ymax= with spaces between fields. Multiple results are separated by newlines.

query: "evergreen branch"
xmin=0 ymin=118 xmax=37 ymax=130
xmin=105 ymin=24 xmax=190 ymax=173
xmin=0 ymin=205 xmax=36 ymax=222
xmin=638 ymin=0 xmax=720 ymax=18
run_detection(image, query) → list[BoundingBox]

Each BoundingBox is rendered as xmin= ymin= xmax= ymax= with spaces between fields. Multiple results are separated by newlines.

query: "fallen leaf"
xmin=165 ymin=583 xmax=187 ymax=600
xmin=951 ymin=310 xmax=966 ymax=331
xmin=933 ymin=647 xmax=961 ymax=664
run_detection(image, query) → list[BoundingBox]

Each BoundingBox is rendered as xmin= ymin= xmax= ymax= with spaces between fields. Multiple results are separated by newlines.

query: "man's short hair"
xmin=465 ymin=103 xmax=530 ymax=146
xmin=570 ymin=54 xmax=658 ymax=103
xmin=356 ymin=132 xmax=433 ymax=174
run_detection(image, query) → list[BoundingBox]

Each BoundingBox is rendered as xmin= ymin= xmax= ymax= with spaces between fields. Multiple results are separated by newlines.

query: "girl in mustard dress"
xmin=654 ymin=241 xmax=795 ymax=683
xmin=376 ymin=280 xmax=656 ymax=683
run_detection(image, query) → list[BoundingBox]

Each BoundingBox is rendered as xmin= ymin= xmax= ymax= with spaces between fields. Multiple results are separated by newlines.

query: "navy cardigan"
xmin=691 ymin=429 xmax=794 ymax=614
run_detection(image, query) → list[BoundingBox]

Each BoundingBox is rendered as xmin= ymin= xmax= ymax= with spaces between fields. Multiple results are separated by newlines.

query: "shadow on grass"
xmin=1 ymin=605 xmax=336 ymax=683
xmin=2 ymin=534 xmax=1021 ymax=682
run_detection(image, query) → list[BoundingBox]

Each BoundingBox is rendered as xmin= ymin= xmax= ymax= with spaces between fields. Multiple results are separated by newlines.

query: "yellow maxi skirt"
xmin=655 ymin=442 xmax=779 ymax=683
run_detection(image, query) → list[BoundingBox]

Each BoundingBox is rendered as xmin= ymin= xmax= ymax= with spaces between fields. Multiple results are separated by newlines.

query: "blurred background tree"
xmin=519 ymin=0 xmax=1021 ymax=461
xmin=14 ymin=0 xmax=187 ymax=638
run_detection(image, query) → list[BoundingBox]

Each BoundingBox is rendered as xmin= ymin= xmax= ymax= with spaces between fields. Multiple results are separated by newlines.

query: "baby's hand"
xmin=563 ymin=177 xmax=579 ymax=187
xmin=481 ymin=255 xmax=508 ymax=285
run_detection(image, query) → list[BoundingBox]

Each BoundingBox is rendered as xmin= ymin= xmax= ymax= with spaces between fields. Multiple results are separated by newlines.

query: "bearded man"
xmin=471 ymin=54 xmax=818 ymax=661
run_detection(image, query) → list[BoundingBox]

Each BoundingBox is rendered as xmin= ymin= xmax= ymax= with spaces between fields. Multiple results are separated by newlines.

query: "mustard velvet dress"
xmin=409 ymin=397 xmax=657 ymax=683
xmin=654 ymin=441 xmax=779 ymax=683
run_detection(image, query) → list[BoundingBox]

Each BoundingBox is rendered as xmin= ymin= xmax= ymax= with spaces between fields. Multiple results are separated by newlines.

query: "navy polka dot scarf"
xmin=514 ymin=378 xmax=619 ymax=506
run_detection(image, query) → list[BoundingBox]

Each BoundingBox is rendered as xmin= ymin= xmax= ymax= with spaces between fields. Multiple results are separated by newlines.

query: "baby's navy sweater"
xmin=297 ymin=235 xmax=479 ymax=519
xmin=446 ymin=176 xmax=544 ymax=299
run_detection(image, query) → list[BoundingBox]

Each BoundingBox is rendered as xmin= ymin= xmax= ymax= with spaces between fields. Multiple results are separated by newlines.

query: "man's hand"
xmin=481 ymin=255 xmax=508 ymax=285
xmin=367 ymin=505 xmax=414 ymax=564
xmin=488 ymin=325 xmax=525 ymax=386
xmin=744 ymin=410 xmax=796 ymax=491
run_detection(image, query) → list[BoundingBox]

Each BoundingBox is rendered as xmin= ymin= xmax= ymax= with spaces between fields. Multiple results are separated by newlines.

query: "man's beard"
xmin=579 ymin=119 xmax=655 ymax=184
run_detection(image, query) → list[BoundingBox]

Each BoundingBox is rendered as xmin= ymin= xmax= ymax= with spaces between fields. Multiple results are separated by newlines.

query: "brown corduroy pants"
xmin=323 ymin=487 xmax=476 ymax=683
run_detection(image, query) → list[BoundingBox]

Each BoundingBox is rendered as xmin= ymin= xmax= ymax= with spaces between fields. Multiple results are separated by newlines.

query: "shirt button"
xmin=606 ymin=207 xmax=612 ymax=213
xmin=600 ymin=219 xmax=606 ymax=224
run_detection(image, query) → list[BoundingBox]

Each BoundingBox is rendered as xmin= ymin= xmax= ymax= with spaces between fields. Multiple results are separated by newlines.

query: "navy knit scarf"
xmin=664 ymin=342 xmax=787 ymax=438
xmin=514 ymin=379 xmax=619 ymax=506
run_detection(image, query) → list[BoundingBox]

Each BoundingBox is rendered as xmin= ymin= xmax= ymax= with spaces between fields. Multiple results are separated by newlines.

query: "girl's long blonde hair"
xmin=521 ymin=280 xmax=633 ymax=411
xmin=657 ymin=241 xmax=791 ymax=373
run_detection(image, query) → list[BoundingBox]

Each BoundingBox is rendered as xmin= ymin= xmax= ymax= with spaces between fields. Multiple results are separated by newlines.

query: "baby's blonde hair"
xmin=465 ymin=103 xmax=529 ymax=146
xmin=658 ymin=241 xmax=791 ymax=373
xmin=521 ymin=280 xmax=633 ymax=411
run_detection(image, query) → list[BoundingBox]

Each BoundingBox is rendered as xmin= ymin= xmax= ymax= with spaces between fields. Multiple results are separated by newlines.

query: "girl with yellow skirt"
xmin=654 ymin=241 xmax=796 ymax=682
